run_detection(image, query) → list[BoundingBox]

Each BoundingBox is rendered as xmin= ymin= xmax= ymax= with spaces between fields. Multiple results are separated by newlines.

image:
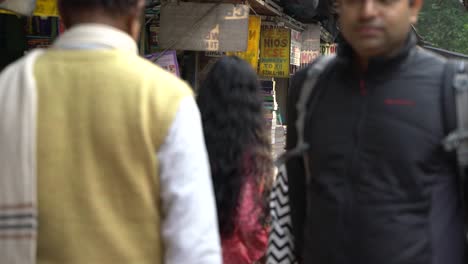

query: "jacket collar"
xmin=337 ymin=31 xmax=417 ymax=73
xmin=53 ymin=23 xmax=138 ymax=53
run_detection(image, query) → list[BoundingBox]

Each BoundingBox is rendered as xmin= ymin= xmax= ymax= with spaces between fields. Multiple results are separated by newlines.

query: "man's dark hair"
xmin=60 ymin=0 xmax=140 ymax=14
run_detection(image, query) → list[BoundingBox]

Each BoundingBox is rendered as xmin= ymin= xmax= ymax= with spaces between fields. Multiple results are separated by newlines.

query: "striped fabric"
xmin=0 ymin=203 xmax=37 ymax=240
xmin=267 ymin=165 xmax=297 ymax=264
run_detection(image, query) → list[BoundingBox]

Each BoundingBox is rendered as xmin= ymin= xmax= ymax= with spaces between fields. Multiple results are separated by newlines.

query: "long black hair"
xmin=197 ymin=56 xmax=273 ymax=237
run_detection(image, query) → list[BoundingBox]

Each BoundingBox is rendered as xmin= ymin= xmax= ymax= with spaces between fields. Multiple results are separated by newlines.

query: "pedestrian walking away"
xmin=197 ymin=56 xmax=274 ymax=264
xmin=0 ymin=1 xmax=222 ymax=264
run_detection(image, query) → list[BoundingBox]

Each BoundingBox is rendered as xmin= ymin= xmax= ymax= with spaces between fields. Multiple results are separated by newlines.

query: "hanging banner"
xmin=259 ymin=26 xmax=290 ymax=78
xmin=227 ymin=16 xmax=261 ymax=71
xmin=0 ymin=0 xmax=59 ymax=16
xmin=160 ymin=3 xmax=249 ymax=52
xmin=300 ymin=24 xmax=321 ymax=68
xmin=290 ymin=29 xmax=302 ymax=67
xmin=33 ymin=0 xmax=58 ymax=17
xmin=321 ymin=43 xmax=338 ymax=55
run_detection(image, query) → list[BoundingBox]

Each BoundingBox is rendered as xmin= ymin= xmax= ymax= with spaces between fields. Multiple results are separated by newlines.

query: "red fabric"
xmin=221 ymin=177 xmax=269 ymax=264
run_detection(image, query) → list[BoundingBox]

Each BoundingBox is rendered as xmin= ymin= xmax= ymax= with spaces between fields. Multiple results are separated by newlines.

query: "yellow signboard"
xmin=34 ymin=0 xmax=58 ymax=17
xmin=259 ymin=26 xmax=290 ymax=78
xmin=228 ymin=16 xmax=261 ymax=71
xmin=0 ymin=0 xmax=58 ymax=17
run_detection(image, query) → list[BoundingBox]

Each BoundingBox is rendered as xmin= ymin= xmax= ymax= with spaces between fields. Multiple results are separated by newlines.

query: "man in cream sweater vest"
xmin=0 ymin=0 xmax=222 ymax=264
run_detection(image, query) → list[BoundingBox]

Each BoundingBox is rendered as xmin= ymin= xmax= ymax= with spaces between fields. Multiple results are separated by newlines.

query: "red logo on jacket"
xmin=384 ymin=99 xmax=415 ymax=106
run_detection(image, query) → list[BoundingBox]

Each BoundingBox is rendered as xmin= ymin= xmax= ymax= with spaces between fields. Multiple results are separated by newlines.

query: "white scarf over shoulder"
xmin=0 ymin=50 xmax=43 ymax=264
xmin=0 ymin=24 xmax=137 ymax=264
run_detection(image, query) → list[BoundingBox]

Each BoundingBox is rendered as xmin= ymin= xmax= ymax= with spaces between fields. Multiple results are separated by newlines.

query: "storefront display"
xmin=24 ymin=16 xmax=59 ymax=50
xmin=145 ymin=50 xmax=180 ymax=77
xmin=261 ymin=79 xmax=278 ymax=145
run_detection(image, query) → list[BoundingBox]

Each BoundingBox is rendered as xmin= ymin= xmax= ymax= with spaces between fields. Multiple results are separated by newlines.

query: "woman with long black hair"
xmin=197 ymin=56 xmax=274 ymax=264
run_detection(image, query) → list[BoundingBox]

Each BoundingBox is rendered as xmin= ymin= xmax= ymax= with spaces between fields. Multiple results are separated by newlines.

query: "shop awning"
xmin=248 ymin=0 xmax=283 ymax=16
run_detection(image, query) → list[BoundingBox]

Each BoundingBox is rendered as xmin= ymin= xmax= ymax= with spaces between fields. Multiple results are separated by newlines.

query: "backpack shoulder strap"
xmin=295 ymin=55 xmax=336 ymax=151
xmin=442 ymin=60 xmax=468 ymax=242
xmin=268 ymin=55 xmax=336 ymax=264
xmin=441 ymin=60 xmax=458 ymax=137
xmin=443 ymin=60 xmax=468 ymax=161
xmin=275 ymin=55 xmax=336 ymax=166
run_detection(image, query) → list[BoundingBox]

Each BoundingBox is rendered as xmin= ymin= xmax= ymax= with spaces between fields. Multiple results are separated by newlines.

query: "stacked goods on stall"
xmin=142 ymin=0 xmax=161 ymax=54
xmin=25 ymin=16 xmax=59 ymax=50
xmin=0 ymin=0 xmax=60 ymax=51
xmin=261 ymin=79 xmax=277 ymax=145
xmin=0 ymin=3 xmax=60 ymax=71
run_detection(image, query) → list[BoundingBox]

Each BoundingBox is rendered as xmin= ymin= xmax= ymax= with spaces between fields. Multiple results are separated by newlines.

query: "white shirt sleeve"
xmin=157 ymin=96 xmax=222 ymax=264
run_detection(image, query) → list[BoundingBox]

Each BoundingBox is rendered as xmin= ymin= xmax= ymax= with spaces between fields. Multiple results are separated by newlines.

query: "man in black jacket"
xmin=286 ymin=0 xmax=465 ymax=263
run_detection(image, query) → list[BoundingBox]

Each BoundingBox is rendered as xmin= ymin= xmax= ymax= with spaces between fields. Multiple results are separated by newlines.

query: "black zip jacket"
xmin=286 ymin=33 xmax=465 ymax=264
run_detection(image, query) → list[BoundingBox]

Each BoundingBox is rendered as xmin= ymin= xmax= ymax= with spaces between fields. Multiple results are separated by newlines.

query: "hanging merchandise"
xmin=25 ymin=16 xmax=56 ymax=36
xmin=24 ymin=16 xmax=59 ymax=50
xmin=227 ymin=15 xmax=261 ymax=71
xmin=300 ymin=24 xmax=321 ymax=68
xmin=290 ymin=29 xmax=302 ymax=75
xmin=290 ymin=30 xmax=302 ymax=67
xmin=261 ymin=79 xmax=277 ymax=145
xmin=259 ymin=26 xmax=291 ymax=78
xmin=144 ymin=2 xmax=161 ymax=54
xmin=148 ymin=19 xmax=160 ymax=52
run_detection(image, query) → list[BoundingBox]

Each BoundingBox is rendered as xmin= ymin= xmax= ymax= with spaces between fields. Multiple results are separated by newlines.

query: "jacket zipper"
xmin=360 ymin=79 xmax=367 ymax=96
xmin=343 ymin=77 xmax=369 ymax=258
